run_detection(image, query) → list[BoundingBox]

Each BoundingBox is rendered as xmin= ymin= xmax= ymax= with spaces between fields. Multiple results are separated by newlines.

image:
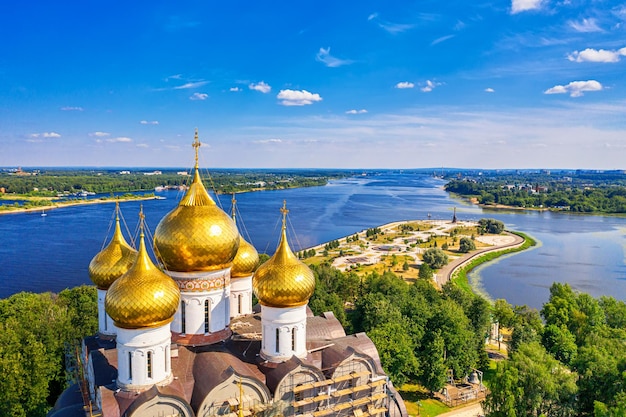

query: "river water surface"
xmin=1 ymin=172 xmax=625 ymax=309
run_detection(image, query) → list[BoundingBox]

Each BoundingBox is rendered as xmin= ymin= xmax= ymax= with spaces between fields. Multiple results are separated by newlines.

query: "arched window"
xmin=276 ymin=328 xmax=280 ymax=353
xmin=238 ymin=294 xmax=243 ymax=315
xmin=292 ymin=327 xmax=297 ymax=351
xmin=128 ymin=352 xmax=133 ymax=380
xmin=147 ymin=351 xmax=153 ymax=379
xmin=204 ymin=299 xmax=211 ymax=334
xmin=181 ymin=301 xmax=186 ymax=334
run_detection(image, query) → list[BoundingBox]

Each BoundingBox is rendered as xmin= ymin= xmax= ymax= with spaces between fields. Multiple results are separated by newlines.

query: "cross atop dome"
xmin=192 ymin=128 xmax=201 ymax=168
xmin=280 ymin=200 xmax=289 ymax=230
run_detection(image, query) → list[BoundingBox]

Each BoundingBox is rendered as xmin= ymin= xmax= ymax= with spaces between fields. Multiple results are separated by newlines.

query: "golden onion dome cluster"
xmin=231 ymin=236 xmax=260 ymax=278
xmin=253 ymin=229 xmax=315 ymax=308
xmin=153 ymin=168 xmax=240 ymax=272
xmin=105 ymin=234 xmax=180 ymax=329
xmin=88 ymin=214 xmax=137 ymax=290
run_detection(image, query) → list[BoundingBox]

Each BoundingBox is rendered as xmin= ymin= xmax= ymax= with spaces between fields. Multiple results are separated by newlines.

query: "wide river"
xmin=1 ymin=172 xmax=625 ymax=309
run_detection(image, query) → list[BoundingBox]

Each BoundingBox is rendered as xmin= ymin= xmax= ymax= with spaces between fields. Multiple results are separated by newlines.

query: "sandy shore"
xmin=0 ymin=196 xmax=159 ymax=216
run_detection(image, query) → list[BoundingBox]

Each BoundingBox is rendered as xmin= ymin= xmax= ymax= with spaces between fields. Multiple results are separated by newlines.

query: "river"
xmin=1 ymin=172 xmax=625 ymax=309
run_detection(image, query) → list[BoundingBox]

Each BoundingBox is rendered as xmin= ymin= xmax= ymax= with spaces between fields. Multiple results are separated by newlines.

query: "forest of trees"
xmin=0 ymin=168 xmax=349 ymax=197
xmin=0 ymin=286 xmax=97 ymax=417
xmin=445 ymin=177 xmax=626 ymax=213
xmin=485 ymin=282 xmax=626 ymax=416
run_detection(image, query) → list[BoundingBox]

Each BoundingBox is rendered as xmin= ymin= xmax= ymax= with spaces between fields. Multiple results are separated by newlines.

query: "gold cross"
xmin=231 ymin=193 xmax=237 ymax=223
xmin=192 ymin=128 xmax=201 ymax=168
xmin=280 ymin=200 xmax=289 ymax=230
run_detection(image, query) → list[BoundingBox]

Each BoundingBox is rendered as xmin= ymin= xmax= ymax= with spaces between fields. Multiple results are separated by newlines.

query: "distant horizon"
xmin=2 ymin=2 xmax=625 ymax=168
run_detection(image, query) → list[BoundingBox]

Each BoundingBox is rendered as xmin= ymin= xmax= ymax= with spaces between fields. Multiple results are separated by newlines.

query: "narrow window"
xmin=104 ymin=315 xmax=107 ymax=331
xmin=128 ymin=352 xmax=133 ymax=380
xmin=147 ymin=351 xmax=152 ymax=379
xmin=238 ymin=294 xmax=243 ymax=314
xmin=181 ymin=301 xmax=186 ymax=334
xmin=276 ymin=328 xmax=280 ymax=353
xmin=204 ymin=299 xmax=210 ymax=334
xmin=292 ymin=327 xmax=297 ymax=351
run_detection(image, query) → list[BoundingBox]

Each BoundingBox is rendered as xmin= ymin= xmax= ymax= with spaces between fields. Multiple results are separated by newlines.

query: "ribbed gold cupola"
xmin=231 ymin=193 xmax=259 ymax=278
xmin=89 ymin=202 xmax=137 ymax=290
xmin=253 ymin=201 xmax=315 ymax=308
xmin=153 ymin=130 xmax=240 ymax=272
xmin=105 ymin=210 xmax=180 ymax=329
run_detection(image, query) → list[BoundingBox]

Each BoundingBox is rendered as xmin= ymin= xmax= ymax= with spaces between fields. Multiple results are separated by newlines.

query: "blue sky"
xmin=1 ymin=0 xmax=625 ymax=169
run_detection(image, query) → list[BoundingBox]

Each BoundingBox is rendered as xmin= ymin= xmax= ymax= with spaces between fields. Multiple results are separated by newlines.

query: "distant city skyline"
xmin=1 ymin=1 xmax=625 ymax=169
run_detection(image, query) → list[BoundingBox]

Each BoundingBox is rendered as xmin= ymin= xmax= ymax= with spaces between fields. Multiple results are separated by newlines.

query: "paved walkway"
xmin=436 ymin=402 xmax=484 ymax=417
xmin=435 ymin=231 xmax=525 ymax=288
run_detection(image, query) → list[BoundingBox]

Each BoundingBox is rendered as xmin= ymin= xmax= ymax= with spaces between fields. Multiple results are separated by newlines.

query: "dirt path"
xmin=436 ymin=402 xmax=484 ymax=417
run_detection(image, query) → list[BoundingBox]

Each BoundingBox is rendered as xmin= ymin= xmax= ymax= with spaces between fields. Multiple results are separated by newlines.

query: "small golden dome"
xmin=89 ymin=205 xmax=137 ymax=290
xmin=154 ymin=133 xmax=240 ymax=272
xmin=231 ymin=236 xmax=260 ymax=278
xmin=253 ymin=202 xmax=315 ymax=308
xmin=105 ymin=226 xmax=180 ymax=329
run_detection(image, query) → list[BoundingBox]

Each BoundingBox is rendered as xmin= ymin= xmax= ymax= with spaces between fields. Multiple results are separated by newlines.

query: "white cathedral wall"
xmin=260 ymin=304 xmax=307 ymax=362
xmin=115 ymin=325 xmax=172 ymax=389
xmin=97 ymin=289 xmax=116 ymax=337
xmin=166 ymin=268 xmax=231 ymax=335
xmin=230 ymin=275 xmax=253 ymax=318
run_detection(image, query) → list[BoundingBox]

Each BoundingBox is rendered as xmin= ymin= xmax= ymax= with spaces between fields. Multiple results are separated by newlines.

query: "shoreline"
xmin=0 ymin=195 xmax=160 ymax=216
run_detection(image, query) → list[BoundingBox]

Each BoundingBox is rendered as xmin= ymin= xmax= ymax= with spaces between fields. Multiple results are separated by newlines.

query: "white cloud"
xmin=277 ymin=89 xmax=322 ymax=106
xmin=230 ymin=87 xmax=241 ymax=92
xmin=255 ymin=138 xmax=283 ymax=144
xmin=174 ymin=81 xmax=208 ymax=90
xmin=89 ymin=131 xmax=110 ymax=137
xmin=368 ymin=13 xmax=415 ymax=34
xmin=421 ymin=80 xmax=442 ymax=92
xmin=107 ymin=137 xmax=133 ymax=143
xmin=544 ymin=80 xmax=603 ymax=97
xmin=568 ymin=47 xmax=626 ymax=63
xmin=485 ymin=88 xmax=495 ymax=93
xmin=568 ymin=18 xmax=602 ymax=33
xmin=346 ymin=109 xmax=368 ymax=114
xmin=30 ymin=132 xmax=61 ymax=139
xmin=511 ymin=0 xmax=543 ymax=14
xmin=249 ymin=81 xmax=271 ymax=93
xmin=431 ymin=35 xmax=455 ymax=46
xmin=190 ymin=92 xmax=208 ymax=101
xmin=395 ymin=82 xmax=415 ymax=89
xmin=60 ymin=106 xmax=83 ymax=111
xmin=316 ymin=47 xmax=353 ymax=67
xmin=140 ymin=120 xmax=159 ymax=125
xmin=165 ymin=74 xmax=183 ymax=81
xmin=136 ymin=143 xmax=149 ymax=148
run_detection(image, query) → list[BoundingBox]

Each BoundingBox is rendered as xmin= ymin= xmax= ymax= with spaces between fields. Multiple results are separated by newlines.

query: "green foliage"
xmin=0 ymin=286 xmax=97 ymax=417
xmin=421 ymin=248 xmax=449 ymax=269
xmin=458 ymin=237 xmax=475 ymax=253
xmin=484 ymin=341 xmax=578 ymax=417
xmin=477 ymin=218 xmax=505 ymax=234
xmin=418 ymin=263 xmax=433 ymax=280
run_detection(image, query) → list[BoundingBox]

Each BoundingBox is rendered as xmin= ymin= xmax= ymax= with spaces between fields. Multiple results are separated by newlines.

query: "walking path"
xmin=435 ymin=231 xmax=524 ymax=288
xmin=437 ymin=402 xmax=484 ymax=417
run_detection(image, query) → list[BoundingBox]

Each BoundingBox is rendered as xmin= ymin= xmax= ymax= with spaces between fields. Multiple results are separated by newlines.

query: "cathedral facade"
xmin=49 ymin=132 xmax=408 ymax=417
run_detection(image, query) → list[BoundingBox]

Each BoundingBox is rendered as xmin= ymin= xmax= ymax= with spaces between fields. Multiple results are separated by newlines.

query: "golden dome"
xmin=153 ymin=132 xmax=240 ymax=272
xmin=253 ymin=202 xmax=315 ymax=308
xmin=105 ymin=225 xmax=180 ymax=329
xmin=89 ymin=204 xmax=137 ymax=290
xmin=231 ymin=236 xmax=259 ymax=278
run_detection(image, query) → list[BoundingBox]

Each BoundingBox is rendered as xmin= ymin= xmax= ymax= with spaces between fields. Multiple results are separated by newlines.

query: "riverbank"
xmin=0 ymin=195 xmax=160 ymax=216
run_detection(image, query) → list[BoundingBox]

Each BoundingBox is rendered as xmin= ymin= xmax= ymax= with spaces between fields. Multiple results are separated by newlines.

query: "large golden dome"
xmin=153 ymin=133 xmax=240 ymax=272
xmin=105 ymin=228 xmax=180 ymax=329
xmin=231 ymin=236 xmax=259 ymax=278
xmin=253 ymin=203 xmax=315 ymax=308
xmin=89 ymin=205 xmax=137 ymax=290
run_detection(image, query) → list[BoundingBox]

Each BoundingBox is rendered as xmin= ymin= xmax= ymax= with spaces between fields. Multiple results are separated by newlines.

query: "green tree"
xmin=484 ymin=342 xmax=578 ymax=417
xmin=418 ymin=263 xmax=433 ymax=280
xmin=368 ymin=320 xmax=419 ymax=386
xmin=458 ymin=237 xmax=476 ymax=253
xmin=422 ymin=248 xmax=449 ymax=269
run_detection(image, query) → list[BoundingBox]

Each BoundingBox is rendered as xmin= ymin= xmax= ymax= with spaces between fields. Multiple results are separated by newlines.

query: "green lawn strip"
xmin=399 ymin=384 xmax=451 ymax=417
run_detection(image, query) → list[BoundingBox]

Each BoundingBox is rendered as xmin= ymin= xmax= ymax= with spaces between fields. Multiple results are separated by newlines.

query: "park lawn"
xmin=399 ymin=384 xmax=451 ymax=416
